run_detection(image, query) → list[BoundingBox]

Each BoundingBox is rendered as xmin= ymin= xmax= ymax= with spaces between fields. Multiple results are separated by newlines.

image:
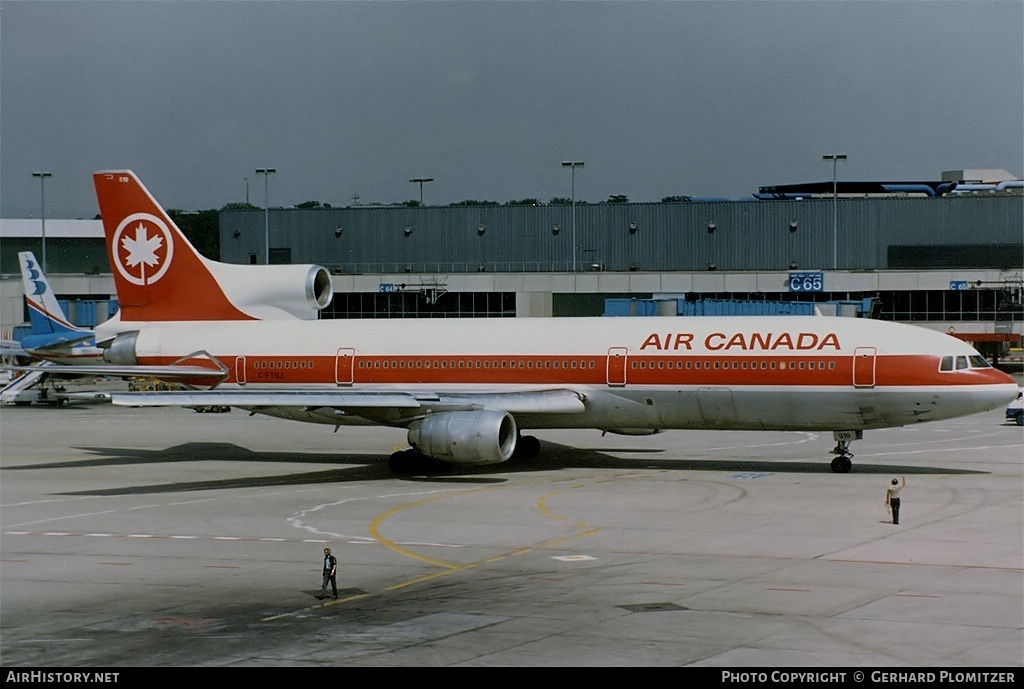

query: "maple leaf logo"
xmin=112 ymin=214 xmax=174 ymax=286
xmin=121 ymin=223 xmax=164 ymax=273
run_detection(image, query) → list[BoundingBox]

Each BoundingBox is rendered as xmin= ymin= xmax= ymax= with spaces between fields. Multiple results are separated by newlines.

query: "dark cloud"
xmin=2 ymin=1 xmax=1021 ymax=218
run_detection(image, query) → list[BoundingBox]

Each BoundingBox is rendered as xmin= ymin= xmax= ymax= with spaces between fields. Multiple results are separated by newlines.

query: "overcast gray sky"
xmin=2 ymin=0 xmax=1021 ymax=218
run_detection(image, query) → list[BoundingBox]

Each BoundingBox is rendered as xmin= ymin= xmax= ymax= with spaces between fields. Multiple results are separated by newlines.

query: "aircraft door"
xmin=336 ymin=347 xmax=355 ymax=386
xmin=235 ymin=356 xmax=247 ymax=385
xmin=853 ymin=347 xmax=877 ymax=388
xmin=607 ymin=347 xmax=628 ymax=387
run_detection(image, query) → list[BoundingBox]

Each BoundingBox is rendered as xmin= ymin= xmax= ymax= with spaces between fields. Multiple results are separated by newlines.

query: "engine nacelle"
xmin=209 ymin=263 xmax=333 ymax=320
xmin=103 ymin=330 xmax=140 ymax=365
xmin=408 ymin=410 xmax=517 ymax=465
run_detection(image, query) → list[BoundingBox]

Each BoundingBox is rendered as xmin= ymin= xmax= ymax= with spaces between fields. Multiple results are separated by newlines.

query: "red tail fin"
xmin=93 ymin=171 xmax=252 ymax=321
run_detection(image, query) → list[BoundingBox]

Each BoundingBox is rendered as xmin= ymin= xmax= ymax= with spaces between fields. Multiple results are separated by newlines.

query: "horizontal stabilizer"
xmin=1 ymin=363 xmax=227 ymax=380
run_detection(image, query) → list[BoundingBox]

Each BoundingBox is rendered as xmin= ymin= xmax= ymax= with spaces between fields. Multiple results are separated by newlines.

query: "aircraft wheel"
xmin=514 ymin=434 xmax=541 ymax=458
xmin=388 ymin=449 xmax=447 ymax=475
xmin=830 ymin=456 xmax=852 ymax=473
xmin=388 ymin=450 xmax=419 ymax=475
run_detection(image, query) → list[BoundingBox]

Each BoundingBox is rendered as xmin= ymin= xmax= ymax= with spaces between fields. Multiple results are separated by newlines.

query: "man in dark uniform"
xmin=318 ymin=547 xmax=338 ymax=599
xmin=885 ymin=475 xmax=906 ymax=524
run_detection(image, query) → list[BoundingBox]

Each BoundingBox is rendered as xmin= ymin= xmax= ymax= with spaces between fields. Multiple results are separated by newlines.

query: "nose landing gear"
xmin=829 ymin=430 xmax=862 ymax=473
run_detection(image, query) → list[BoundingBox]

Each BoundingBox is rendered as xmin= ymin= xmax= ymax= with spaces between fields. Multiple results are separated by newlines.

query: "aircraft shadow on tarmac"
xmin=1 ymin=439 xmax=984 ymax=497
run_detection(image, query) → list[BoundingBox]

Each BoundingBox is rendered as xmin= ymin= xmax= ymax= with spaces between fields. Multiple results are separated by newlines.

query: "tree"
xmin=451 ymin=199 xmax=499 ymax=207
xmin=168 ymin=209 xmax=220 ymax=259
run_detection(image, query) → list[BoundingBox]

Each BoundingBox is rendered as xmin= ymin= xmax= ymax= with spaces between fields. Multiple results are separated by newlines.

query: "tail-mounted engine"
xmin=103 ymin=330 xmax=140 ymax=365
xmin=211 ymin=263 xmax=333 ymax=320
xmin=407 ymin=410 xmax=517 ymax=465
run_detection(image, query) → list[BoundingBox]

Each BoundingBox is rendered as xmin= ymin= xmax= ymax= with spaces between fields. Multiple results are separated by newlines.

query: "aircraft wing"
xmin=97 ymin=388 xmax=587 ymax=415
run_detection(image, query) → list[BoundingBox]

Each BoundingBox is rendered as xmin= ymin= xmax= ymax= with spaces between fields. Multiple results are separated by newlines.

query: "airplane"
xmin=10 ymin=251 xmax=105 ymax=364
xmin=59 ymin=170 xmax=1022 ymax=473
xmin=0 ymin=252 xmax=106 ymax=405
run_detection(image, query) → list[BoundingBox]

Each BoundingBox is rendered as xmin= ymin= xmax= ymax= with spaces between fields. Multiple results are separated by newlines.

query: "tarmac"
xmin=0 ymin=394 xmax=1021 ymax=668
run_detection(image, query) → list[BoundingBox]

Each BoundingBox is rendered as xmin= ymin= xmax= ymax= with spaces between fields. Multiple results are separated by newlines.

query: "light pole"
xmin=409 ymin=178 xmax=433 ymax=206
xmin=822 ymin=154 xmax=846 ymax=271
xmin=256 ymin=168 xmax=276 ymax=263
xmin=32 ymin=172 xmax=52 ymax=272
xmin=562 ymin=161 xmax=584 ymax=271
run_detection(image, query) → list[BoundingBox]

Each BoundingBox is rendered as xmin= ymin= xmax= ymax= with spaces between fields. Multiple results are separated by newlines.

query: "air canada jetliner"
xmin=67 ymin=170 xmax=1018 ymax=473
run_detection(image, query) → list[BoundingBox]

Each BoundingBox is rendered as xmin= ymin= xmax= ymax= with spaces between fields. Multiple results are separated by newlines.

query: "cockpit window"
xmin=941 ymin=354 xmax=990 ymax=372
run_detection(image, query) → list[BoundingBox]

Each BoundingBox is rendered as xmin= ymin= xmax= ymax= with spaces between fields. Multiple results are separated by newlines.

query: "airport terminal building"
xmin=2 ymin=169 xmax=1022 ymax=361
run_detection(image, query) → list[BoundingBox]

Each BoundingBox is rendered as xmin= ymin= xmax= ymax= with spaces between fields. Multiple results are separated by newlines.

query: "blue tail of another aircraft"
xmin=17 ymin=252 xmax=100 ymax=359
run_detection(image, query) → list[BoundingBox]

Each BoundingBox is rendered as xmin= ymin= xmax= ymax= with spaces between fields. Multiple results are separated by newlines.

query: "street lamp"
xmin=562 ymin=161 xmax=584 ymax=271
xmin=409 ymin=178 xmax=433 ymax=206
xmin=822 ymin=154 xmax=846 ymax=271
xmin=255 ymin=168 xmax=276 ymax=263
xmin=32 ymin=172 xmax=52 ymax=272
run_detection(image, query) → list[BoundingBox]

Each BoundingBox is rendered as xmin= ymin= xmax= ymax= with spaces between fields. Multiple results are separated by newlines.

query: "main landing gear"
xmin=829 ymin=430 xmax=863 ymax=473
xmin=388 ymin=448 xmax=446 ymax=475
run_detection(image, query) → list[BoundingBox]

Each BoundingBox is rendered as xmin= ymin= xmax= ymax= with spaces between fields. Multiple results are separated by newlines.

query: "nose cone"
xmin=974 ymin=368 xmax=1021 ymax=413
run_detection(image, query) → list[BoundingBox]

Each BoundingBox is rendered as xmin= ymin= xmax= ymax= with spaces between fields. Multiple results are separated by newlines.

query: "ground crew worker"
xmin=318 ymin=547 xmax=338 ymax=599
xmin=885 ymin=475 xmax=906 ymax=524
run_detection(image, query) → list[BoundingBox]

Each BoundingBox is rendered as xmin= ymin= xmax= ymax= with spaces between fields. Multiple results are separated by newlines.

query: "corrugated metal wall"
xmin=219 ymin=195 xmax=1023 ymax=273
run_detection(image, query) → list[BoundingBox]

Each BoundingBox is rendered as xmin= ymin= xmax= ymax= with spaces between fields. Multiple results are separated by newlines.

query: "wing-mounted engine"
xmin=407 ymin=410 xmax=517 ymax=465
xmin=209 ymin=263 xmax=333 ymax=320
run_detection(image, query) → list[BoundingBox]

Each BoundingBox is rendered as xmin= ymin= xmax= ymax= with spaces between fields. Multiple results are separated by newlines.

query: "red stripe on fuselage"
xmin=135 ymin=352 xmax=1009 ymax=389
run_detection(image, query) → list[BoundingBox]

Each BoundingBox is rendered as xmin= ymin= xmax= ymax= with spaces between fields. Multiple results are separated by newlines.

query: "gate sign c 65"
xmin=789 ymin=272 xmax=823 ymax=293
